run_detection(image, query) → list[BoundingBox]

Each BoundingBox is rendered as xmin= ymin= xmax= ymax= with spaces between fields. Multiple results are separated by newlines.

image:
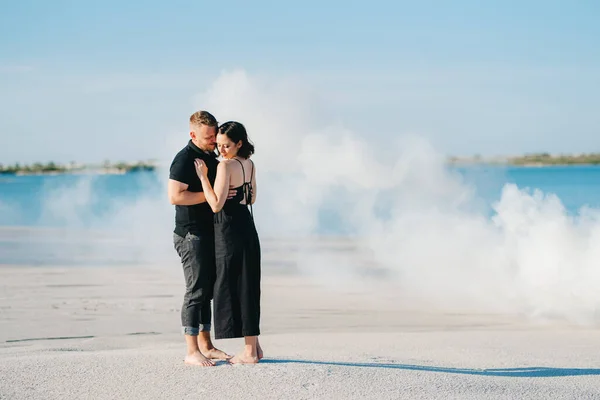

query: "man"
xmin=168 ymin=110 xmax=231 ymax=366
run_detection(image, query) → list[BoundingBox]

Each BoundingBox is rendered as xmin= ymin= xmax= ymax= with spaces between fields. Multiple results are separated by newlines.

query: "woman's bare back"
xmin=224 ymin=157 xmax=256 ymax=205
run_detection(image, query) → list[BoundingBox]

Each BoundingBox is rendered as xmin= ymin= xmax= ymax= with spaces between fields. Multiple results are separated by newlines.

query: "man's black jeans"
xmin=173 ymin=232 xmax=215 ymax=335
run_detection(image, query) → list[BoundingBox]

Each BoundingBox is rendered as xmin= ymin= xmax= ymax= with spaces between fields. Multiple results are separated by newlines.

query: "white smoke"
xmin=0 ymin=199 xmax=18 ymax=224
xmin=191 ymin=69 xmax=600 ymax=324
xmin=38 ymin=176 xmax=95 ymax=228
xmin=13 ymin=174 xmax=177 ymax=266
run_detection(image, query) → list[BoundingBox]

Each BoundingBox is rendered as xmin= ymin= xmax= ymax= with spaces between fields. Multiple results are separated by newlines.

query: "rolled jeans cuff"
xmin=182 ymin=325 xmax=211 ymax=336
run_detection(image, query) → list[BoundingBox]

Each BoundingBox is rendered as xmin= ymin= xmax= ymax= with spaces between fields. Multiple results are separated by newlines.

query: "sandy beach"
xmin=2 ymin=254 xmax=600 ymax=399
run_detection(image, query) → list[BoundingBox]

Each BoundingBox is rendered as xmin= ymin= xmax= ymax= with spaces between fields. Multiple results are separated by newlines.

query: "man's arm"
xmin=168 ymin=179 xmax=206 ymax=205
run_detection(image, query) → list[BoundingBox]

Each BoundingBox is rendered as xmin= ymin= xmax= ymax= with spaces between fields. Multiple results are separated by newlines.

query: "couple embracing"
xmin=168 ymin=110 xmax=262 ymax=366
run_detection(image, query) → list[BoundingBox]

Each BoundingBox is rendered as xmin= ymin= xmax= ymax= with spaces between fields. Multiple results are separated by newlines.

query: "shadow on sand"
xmin=260 ymin=359 xmax=600 ymax=377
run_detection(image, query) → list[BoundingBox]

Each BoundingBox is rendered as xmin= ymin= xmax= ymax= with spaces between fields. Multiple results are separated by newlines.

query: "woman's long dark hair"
xmin=218 ymin=121 xmax=255 ymax=159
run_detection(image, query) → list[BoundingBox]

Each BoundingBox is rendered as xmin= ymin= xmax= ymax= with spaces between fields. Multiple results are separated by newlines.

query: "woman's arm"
xmin=195 ymin=159 xmax=230 ymax=213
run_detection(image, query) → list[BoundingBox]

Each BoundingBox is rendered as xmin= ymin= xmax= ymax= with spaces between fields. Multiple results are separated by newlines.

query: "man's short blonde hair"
xmin=190 ymin=110 xmax=218 ymax=128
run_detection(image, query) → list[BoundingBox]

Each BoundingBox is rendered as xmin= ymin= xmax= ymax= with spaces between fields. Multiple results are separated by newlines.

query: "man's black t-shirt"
xmin=169 ymin=140 xmax=219 ymax=237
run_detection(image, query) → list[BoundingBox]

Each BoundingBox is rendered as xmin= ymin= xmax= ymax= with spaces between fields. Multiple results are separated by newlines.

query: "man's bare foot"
xmin=184 ymin=351 xmax=215 ymax=367
xmin=228 ymin=352 xmax=259 ymax=365
xmin=201 ymin=347 xmax=231 ymax=360
xmin=257 ymin=341 xmax=264 ymax=360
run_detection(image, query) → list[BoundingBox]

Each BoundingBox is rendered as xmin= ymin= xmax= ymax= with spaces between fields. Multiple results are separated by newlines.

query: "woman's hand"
xmin=194 ymin=158 xmax=208 ymax=179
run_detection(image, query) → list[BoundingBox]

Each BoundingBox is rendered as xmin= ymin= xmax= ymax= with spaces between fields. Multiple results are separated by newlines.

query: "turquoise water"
xmin=457 ymin=164 xmax=600 ymax=213
xmin=0 ymin=171 xmax=163 ymax=227
xmin=2 ymin=166 xmax=600 ymax=227
xmin=1 ymin=165 xmax=600 ymax=265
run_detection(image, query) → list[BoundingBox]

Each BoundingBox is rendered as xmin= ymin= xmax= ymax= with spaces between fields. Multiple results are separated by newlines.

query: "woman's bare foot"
xmin=184 ymin=351 xmax=215 ymax=367
xmin=257 ymin=340 xmax=264 ymax=360
xmin=228 ymin=352 xmax=259 ymax=364
xmin=201 ymin=347 xmax=231 ymax=360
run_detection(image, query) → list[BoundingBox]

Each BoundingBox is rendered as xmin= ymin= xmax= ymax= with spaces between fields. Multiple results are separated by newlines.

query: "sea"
xmin=1 ymin=165 xmax=600 ymax=267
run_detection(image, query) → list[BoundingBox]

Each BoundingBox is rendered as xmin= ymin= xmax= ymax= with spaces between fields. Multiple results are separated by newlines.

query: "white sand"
xmin=2 ymin=263 xmax=600 ymax=399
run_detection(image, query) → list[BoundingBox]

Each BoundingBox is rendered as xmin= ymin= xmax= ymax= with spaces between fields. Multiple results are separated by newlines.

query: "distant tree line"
xmin=448 ymin=153 xmax=600 ymax=166
xmin=507 ymin=153 xmax=600 ymax=166
xmin=0 ymin=160 xmax=157 ymax=175
xmin=0 ymin=162 xmax=66 ymax=174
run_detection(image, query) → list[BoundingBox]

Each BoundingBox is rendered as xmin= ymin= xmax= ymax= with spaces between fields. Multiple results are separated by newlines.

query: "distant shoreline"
xmin=449 ymin=152 xmax=600 ymax=167
xmin=0 ymin=161 xmax=157 ymax=176
xmin=2 ymin=153 xmax=600 ymax=175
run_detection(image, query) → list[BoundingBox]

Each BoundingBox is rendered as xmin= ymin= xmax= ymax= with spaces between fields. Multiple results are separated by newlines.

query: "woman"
xmin=194 ymin=121 xmax=263 ymax=364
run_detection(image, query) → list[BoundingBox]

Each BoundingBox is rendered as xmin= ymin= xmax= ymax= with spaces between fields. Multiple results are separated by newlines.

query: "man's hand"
xmin=227 ymin=186 xmax=237 ymax=199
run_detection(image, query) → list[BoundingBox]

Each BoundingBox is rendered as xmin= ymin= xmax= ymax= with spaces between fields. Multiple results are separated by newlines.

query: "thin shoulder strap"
xmin=249 ymin=159 xmax=255 ymax=183
xmin=234 ymin=158 xmax=246 ymax=183
xmin=247 ymin=160 xmax=255 ymax=218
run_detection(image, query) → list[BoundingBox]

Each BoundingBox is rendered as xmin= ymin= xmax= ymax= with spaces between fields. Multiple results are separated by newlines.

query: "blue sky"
xmin=1 ymin=0 xmax=599 ymax=164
